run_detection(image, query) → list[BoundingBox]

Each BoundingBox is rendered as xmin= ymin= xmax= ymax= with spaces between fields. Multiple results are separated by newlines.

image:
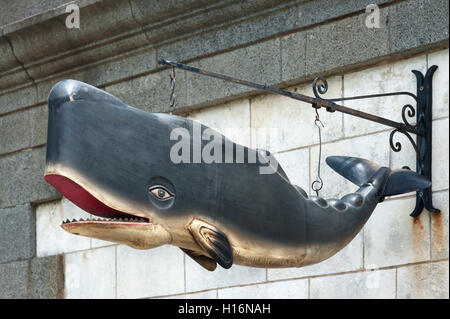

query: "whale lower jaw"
xmin=62 ymin=221 xmax=172 ymax=249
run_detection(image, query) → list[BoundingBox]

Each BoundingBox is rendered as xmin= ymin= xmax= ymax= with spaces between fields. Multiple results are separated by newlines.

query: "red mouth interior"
xmin=44 ymin=174 xmax=146 ymax=221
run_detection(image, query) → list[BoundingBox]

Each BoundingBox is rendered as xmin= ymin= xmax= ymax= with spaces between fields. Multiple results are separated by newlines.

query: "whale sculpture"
xmin=44 ymin=80 xmax=431 ymax=271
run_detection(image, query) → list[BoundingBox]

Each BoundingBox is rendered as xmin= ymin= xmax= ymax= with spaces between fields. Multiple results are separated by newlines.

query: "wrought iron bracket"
xmin=158 ymin=58 xmax=440 ymax=217
xmin=312 ymin=67 xmax=440 ymax=217
xmin=410 ymin=66 xmax=440 ymax=217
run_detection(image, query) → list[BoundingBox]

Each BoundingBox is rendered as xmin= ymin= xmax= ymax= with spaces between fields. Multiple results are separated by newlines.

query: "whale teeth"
xmin=63 ymin=216 xmax=149 ymax=224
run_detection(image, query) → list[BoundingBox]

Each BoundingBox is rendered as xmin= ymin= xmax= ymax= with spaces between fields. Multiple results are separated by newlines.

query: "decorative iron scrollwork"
xmin=312 ymin=77 xmax=328 ymax=98
xmin=388 ymin=104 xmax=422 ymax=164
xmin=401 ymin=104 xmax=416 ymax=127
xmin=389 ymin=128 xmax=421 ymax=161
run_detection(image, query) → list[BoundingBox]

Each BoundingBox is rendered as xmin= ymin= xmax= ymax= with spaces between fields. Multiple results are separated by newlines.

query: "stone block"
xmin=36 ymin=198 xmax=91 ymax=257
xmin=390 ymin=0 xmax=449 ymax=53
xmin=431 ymin=191 xmax=449 ymax=260
xmin=251 ymin=76 xmax=343 ymax=153
xmin=0 ymin=104 xmax=47 ymax=155
xmin=187 ymin=99 xmax=251 ymax=147
xmin=364 ymin=197 xmax=430 ymax=268
xmin=91 ymin=238 xmax=115 ymax=249
xmin=397 ymin=261 xmax=449 ymax=299
xmin=0 ymin=35 xmax=22 ymax=73
xmin=428 ymin=49 xmax=449 ymax=119
xmin=268 ymin=232 xmax=363 ymax=280
xmin=158 ymin=290 xmax=217 ymax=299
xmin=298 ymin=0 xmax=391 ymax=28
xmin=64 ymin=246 xmax=116 ymax=298
xmin=187 ymin=38 xmax=281 ymax=108
xmin=273 ymin=148 xmax=310 ymax=192
xmin=431 ymin=118 xmax=449 ymax=191
xmin=0 ymin=84 xmax=38 ymax=116
xmin=29 ymin=255 xmax=64 ymax=299
xmin=0 ymin=0 xmax=72 ymax=27
xmin=310 ymin=269 xmax=396 ymax=298
xmin=0 ymin=260 xmax=28 ymax=298
xmin=29 ymin=104 xmax=47 ymax=147
xmin=158 ymin=6 xmax=297 ymax=63
xmin=105 ymin=67 xmax=186 ymax=114
xmin=130 ymin=0 xmax=215 ymax=26
xmin=30 ymin=45 xmax=156 ymax=105
xmin=185 ymin=257 xmax=266 ymax=293
xmin=0 ymin=204 xmax=34 ymax=263
xmin=305 ymin=8 xmax=389 ymax=75
xmin=0 ymin=109 xmax=31 ymax=155
xmin=281 ymin=31 xmax=306 ymax=83
xmin=343 ymin=54 xmax=427 ymax=137
xmin=0 ymin=147 xmax=60 ymax=208
xmin=218 ymin=279 xmax=308 ymax=299
xmin=54 ymin=0 xmax=140 ymax=49
xmin=117 ymin=245 xmax=184 ymax=298
xmin=8 ymin=19 xmax=73 ymax=65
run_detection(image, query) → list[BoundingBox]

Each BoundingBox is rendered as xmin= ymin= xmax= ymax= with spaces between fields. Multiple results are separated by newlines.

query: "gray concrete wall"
xmin=0 ymin=0 xmax=448 ymax=298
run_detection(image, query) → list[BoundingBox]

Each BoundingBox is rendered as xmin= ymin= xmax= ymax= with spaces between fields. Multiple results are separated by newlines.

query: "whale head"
xmin=44 ymin=80 xmax=286 ymax=253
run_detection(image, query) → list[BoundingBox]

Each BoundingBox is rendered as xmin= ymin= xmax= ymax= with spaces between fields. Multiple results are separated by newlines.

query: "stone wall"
xmin=0 ymin=0 xmax=448 ymax=298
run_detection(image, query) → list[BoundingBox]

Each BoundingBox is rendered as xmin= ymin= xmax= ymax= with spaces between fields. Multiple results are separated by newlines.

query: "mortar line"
xmin=428 ymin=194 xmax=433 ymax=261
xmin=394 ymin=268 xmax=398 ymax=299
xmin=362 ymin=227 xmax=365 ymax=270
xmin=184 ymin=70 xmax=188 ymax=106
xmin=279 ymin=36 xmax=282 ymax=83
xmin=0 ymin=102 xmax=46 ymax=119
xmin=183 ymin=253 xmax=187 ymax=293
xmin=0 ymin=144 xmax=46 ymax=159
xmin=307 ymin=278 xmax=311 ymax=299
xmin=249 ymin=97 xmax=253 ymax=148
xmin=151 ymin=258 xmax=450 ymax=298
xmin=341 ymin=74 xmax=345 ymax=137
xmin=115 ymin=245 xmax=118 ymax=299
xmin=61 ymin=254 xmax=66 ymax=298
xmin=128 ymin=0 xmax=153 ymax=47
xmin=308 ymin=146 xmax=312 ymax=196
xmin=3 ymin=35 xmax=38 ymax=95
xmin=387 ymin=5 xmax=391 ymax=54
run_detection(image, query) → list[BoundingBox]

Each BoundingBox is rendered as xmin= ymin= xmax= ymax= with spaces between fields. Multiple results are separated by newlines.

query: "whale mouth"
xmin=44 ymin=174 xmax=151 ymax=226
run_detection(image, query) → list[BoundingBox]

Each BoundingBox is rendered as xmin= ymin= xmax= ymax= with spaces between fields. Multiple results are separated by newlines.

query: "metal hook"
xmin=311 ymin=112 xmax=324 ymax=196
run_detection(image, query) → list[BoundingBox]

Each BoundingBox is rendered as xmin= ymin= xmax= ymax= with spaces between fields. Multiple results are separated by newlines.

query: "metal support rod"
xmin=158 ymin=58 xmax=424 ymax=136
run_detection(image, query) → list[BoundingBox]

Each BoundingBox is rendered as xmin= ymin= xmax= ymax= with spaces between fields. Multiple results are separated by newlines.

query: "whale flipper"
xmin=326 ymin=156 xmax=431 ymax=197
xmin=188 ymin=219 xmax=233 ymax=269
xmin=180 ymin=248 xmax=217 ymax=271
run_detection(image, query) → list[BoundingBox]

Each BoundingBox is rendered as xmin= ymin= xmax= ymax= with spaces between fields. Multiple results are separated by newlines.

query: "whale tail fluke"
xmin=383 ymin=169 xmax=431 ymax=196
xmin=326 ymin=156 xmax=431 ymax=197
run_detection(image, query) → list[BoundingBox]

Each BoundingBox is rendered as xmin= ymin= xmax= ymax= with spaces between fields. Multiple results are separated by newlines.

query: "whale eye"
xmin=149 ymin=186 xmax=173 ymax=201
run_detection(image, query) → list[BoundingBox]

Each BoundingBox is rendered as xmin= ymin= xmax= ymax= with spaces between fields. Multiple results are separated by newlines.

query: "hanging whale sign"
xmin=44 ymin=80 xmax=431 ymax=271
